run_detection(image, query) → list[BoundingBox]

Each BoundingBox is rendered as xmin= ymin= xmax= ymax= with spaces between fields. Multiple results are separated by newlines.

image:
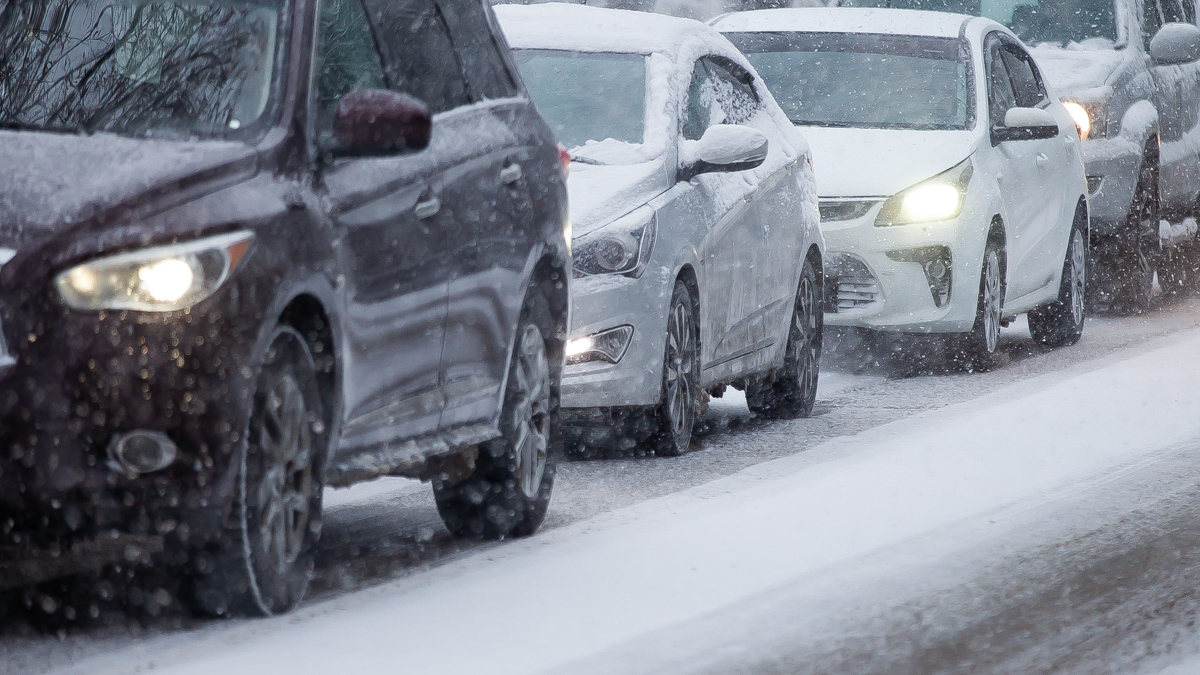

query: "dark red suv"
xmin=0 ymin=0 xmax=570 ymax=615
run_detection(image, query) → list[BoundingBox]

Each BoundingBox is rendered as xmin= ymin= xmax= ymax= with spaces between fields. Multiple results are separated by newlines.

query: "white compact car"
xmin=715 ymin=8 xmax=1090 ymax=369
xmin=497 ymin=3 xmax=824 ymax=456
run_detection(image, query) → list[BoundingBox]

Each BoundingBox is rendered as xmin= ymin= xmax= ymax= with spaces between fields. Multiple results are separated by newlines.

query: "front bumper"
xmin=560 ymin=271 xmax=672 ymax=409
xmin=1080 ymin=135 xmax=1141 ymax=237
xmin=820 ymin=203 xmax=987 ymax=333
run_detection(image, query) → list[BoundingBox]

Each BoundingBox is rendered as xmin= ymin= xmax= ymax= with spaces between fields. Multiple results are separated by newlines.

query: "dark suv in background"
xmin=0 ymin=0 xmax=569 ymax=616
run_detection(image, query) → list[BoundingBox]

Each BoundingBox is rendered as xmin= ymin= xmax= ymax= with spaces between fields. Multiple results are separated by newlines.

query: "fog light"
xmin=109 ymin=430 xmax=178 ymax=475
xmin=888 ymin=246 xmax=953 ymax=308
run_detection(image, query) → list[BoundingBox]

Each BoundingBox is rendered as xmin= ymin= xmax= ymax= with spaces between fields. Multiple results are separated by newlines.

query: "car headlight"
xmin=1061 ymin=98 xmax=1108 ymax=140
xmin=572 ymin=210 xmax=656 ymax=278
xmin=875 ymin=159 xmax=973 ymax=227
xmin=57 ymin=231 xmax=254 ymax=312
xmin=566 ymin=325 xmax=634 ymax=365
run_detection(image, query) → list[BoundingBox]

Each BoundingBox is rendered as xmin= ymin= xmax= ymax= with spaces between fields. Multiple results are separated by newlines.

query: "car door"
xmin=1151 ymin=0 xmax=1200 ymax=213
xmin=434 ymin=0 xmax=538 ymax=431
xmin=684 ymin=56 xmax=765 ymax=381
xmin=985 ymin=35 xmax=1062 ymax=300
xmin=321 ymin=0 xmax=468 ymax=455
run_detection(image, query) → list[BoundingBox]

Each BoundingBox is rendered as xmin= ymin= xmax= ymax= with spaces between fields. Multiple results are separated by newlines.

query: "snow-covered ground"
xmin=28 ymin=308 xmax=1200 ymax=675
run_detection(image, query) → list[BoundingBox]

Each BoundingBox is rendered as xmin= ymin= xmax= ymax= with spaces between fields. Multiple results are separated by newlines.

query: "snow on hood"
xmin=800 ymin=127 xmax=976 ymax=197
xmin=1027 ymin=44 xmax=1125 ymax=97
xmin=568 ymin=161 xmax=669 ymax=236
xmin=0 ymin=130 xmax=255 ymax=247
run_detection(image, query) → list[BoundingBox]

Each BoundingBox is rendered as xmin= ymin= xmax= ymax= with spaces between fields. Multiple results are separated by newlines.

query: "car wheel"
xmin=953 ymin=240 xmax=1003 ymax=372
xmin=192 ymin=326 xmax=325 ymax=616
xmin=1157 ymin=241 xmax=1199 ymax=297
xmin=434 ymin=316 xmax=556 ymax=540
xmin=747 ymin=258 xmax=821 ymax=419
xmin=1029 ymin=226 xmax=1086 ymax=348
xmin=1112 ymin=162 xmax=1158 ymax=313
xmin=651 ymin=280 xmax=699 ymax=457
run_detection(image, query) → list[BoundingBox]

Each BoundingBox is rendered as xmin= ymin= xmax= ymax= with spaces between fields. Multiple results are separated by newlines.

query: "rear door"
xmin=1152 ymin=0 xmax=1200 ymax=213
xmin=324 ymin=0 xmax=469 ymax=456
xmin=434 ymin=0 xmax=538 ymax=430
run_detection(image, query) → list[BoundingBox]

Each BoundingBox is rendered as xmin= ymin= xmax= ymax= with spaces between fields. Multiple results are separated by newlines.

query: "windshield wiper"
xmin=790 ymin=120 xmax=854 ymax=128
xmin=0 ymin=121 xmax=82 ymax=134
xmin=569 ymin=154 xmax=606 ymax=166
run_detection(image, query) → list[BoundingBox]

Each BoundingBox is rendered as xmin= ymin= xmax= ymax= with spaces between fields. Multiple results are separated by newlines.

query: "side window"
xmin=1183 ymin=0 xmax=1197 ymax=24
xmin=362 ymin=0 xmax=470 ymax=113
xmin=1145 ymin=0 xmax=1164 ymax=48
xmin=315 ymin=0 xmax=387 ymax=138
xmin=986 ymin=41 xmax=1017 ymax=125
xmin=1162 ymin=0 xmax=1188 ymax=22
xmin=1000 ymin=45 xmax=1048 ymax=108
xmin=682 ymin=56 xmax=761 ymax=141
xmin=438 ymin=0 xmax=519 ymax=101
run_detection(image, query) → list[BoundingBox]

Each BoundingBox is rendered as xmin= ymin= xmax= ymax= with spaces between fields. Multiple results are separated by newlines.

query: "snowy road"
xmin=10 ymin=297 xmax=1200 ymax=674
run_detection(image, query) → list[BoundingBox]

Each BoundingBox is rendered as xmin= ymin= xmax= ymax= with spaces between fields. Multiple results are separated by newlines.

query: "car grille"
xmin=825 ymin=253 xmax=882 ymax=313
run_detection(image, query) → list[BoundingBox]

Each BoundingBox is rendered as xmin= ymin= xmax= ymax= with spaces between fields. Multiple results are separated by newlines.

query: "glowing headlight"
xmin=900 ymin=184 xmax=962 ymax=222
xmin=573 ymin=209 xmax=656 ymax=278
xmin=1062 ymin=101 xmax=1090 ymax=140
xmin=566 ymin=325 xmax=634 ymax=365
xmin=57 ymin=231 xmax=253 ymax=312
xmin=876 ymin=159 xmax=973 ymax=227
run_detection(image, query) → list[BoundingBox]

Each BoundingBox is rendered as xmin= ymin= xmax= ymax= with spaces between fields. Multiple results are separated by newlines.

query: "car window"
xmin=1000 ymin=45 xmax=1048 ymax=108
xmin=363 ymin=0 xmax=470 ymax=113
xmin=314 ymin=0 xmax=387 ymax=139
xmin=439 ymin=0 xmax=519 ymax=101
xmin=682 ymin=56 xmax=760 ymax=141
xmin=986 ymin=40 xmax=1017 ymax=125
xmin=1161 ymin=0 xmax=1189 ymax=22
xmin=1146 ymin=0 xmax=1164 ymax=47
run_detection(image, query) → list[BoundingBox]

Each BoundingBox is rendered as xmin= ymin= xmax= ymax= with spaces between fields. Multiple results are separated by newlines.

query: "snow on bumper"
xmin=1080 ymin=135 xmax=1142 ymax=236
xmin=561 ymin=271 xmax=671 ymax=409
xmin=820 ymin=203 xmax=986 ymax=333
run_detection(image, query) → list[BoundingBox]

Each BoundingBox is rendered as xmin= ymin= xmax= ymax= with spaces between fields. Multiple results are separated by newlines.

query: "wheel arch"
xmin=527 ymin=252 xmax=571 ymax=384
xmin=989 ymin=215 xmax=1008 ymax=297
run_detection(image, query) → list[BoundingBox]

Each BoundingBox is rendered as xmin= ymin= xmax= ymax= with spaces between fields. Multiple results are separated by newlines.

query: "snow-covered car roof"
xmin=711 ymin=7 xmax=973 ymax=39
xmin=496 ymin=2 xmax=732 ymax=55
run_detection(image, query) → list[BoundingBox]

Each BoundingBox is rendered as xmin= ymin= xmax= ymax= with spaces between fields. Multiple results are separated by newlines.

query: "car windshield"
xmin=512 ymin=49 xmax=646 ymax=153
xmin=843 ymin=0 xmax=1119 ymax=46
xmin=728 ymin=32 xmax=972 ymax=130
xmin=0 ymin=0 xmax=283 ymax=139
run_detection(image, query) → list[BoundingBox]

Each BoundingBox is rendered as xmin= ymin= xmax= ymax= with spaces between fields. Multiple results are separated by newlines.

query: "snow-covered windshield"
xmin=729 ymin=32 xmax=971 ymax=131
xmin=845 ymin=0 xmax=1118 ymax=46
xmin=0 ymin=0 xmax=282 ymax=139
xmin=513 ymin=49 xmax=646 ymax=153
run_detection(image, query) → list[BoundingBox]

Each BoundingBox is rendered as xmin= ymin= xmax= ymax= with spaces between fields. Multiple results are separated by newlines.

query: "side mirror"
xmin=992 ymin=107 xmax=1059 ymax=144
xmin=1151 ymin=22 xmax=1200 ymax=65
xmin=678 ymin=124 xmax=768 ymax=181
xmin=331 ymin=89 xmax=431 ymax=157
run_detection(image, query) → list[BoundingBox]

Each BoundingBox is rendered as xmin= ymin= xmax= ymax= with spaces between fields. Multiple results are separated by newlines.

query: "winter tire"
xmin=651 ymin=280 xmax=699 ymax=457
xmin=748 ymin=258 xmax=822 ymax=419
xmin=192 ymin=326 xmax=325 ymax=616
xmin=1029 ymin=226 xmax=1086 ymax=348
xmin=434 ymin=313 xmax=557 ymax=540
xmin=954 ymin=240 xmax=1003 ymax=372
xmin=1111 ymin=162 xmax=1158 ymax=313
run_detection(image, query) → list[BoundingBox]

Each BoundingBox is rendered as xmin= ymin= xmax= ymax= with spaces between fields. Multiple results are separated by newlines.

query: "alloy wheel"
xmin=664 ymin=297 xmax=697 ymax=439
xmin=982 ymin=250 xmax=1001 ymax=354
xmin=792 ymin=273 xmax=819 ymax=400
xmin=254 ymin=373 xmax=314 ymax=575
xmin=512 ymin=324 xmax=551 ymax=499
xmin=1070 ymin=230 xmax=1086 ymax=327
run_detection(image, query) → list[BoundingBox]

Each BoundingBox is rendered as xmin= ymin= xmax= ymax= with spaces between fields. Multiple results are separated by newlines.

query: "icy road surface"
xmin=13 ymin=298 xmax=1200 ymax=674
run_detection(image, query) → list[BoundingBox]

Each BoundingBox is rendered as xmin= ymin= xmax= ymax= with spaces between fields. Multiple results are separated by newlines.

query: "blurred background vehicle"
xmin=497 ymin=3 xmax=824 ymax=457
xmin=716 ymin=8 xmax=1090 ymax=370
xmin=835 ymin=0 xmax=1200 ymax=313
xmin=0 ymin=0 xmax=569 ymax=614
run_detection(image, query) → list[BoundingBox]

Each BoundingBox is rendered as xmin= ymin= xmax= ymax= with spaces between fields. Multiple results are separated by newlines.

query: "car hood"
xmin=1027 ymin=46 xmax=1125 ymax=97
xmin=800 ymin=127 xmax=978 ymax=197
xmin=568 ymin=161 xmax=669 ymax=237
xmin=0 ymin=130 xmax=257 ymax=248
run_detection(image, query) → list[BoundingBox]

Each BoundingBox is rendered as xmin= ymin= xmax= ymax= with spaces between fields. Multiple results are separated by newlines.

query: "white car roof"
xmin=496 ymin=2 xmax=729 ymax=55
xmin=711 ymin=7 xmax=974 ymax=40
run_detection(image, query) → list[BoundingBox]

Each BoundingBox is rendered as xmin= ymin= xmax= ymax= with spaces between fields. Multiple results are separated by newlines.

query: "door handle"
xmin=500 ymin=163 xmax=523 ymax=185
xmin=1035 ymin=153 xmax=1049 ymax=169
xmin=414 ymin=195 xmax=441 ymax=219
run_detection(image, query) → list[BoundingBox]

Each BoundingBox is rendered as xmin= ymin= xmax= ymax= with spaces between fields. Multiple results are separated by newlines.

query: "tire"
xmin=434 ymin=315 xmax=556 ymax=540
xmin=192 ymin=326 xmax=325 ymax=616
xmin=1158 ymin=242 xmax=1199 ymax=298
xmin=747 ymin=258 xmax=822 ymax=419
xmin=1110 ymin=162 xmax=1158 ymax=313
xmin=1029 ymin=226 xmax=1086 ymax=348
xmin=953 ymin=240 xmax=1003 ymax=372
xmin=651 ymin=280 xmax=699 ymax=457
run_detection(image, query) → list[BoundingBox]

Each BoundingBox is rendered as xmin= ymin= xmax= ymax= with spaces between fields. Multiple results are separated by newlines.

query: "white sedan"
xmin=715 ymin=8 xmax=1090 ymax=370
xmin=497 ymin=3 xmax=824 ymax=455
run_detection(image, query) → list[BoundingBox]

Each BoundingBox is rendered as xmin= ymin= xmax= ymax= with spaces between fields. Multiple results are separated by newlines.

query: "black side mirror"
xmin=331 ymin=89 xmax=431 ymax=157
